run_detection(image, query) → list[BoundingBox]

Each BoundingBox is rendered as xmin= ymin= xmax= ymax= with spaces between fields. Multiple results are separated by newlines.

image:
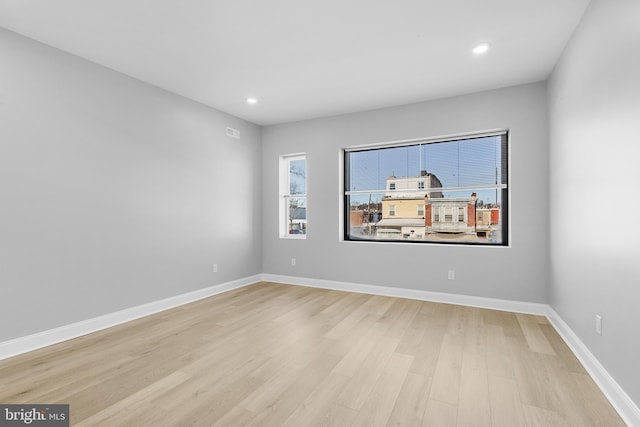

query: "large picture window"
xmin=344 ymin=132 xmax=508 ymax=245
xmin=280 ymin=154 xmax=307 ymax=238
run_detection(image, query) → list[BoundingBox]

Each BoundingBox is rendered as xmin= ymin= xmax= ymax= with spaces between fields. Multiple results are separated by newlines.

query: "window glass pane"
xmin=349 ymin=145 xmax=421 ymax=192
xmin=287 ymin=197 xmax=306 ymax=235
xmin=422 ymin=137 xmax=502 ymax=188
xmin=345 ymin=133 xmax=507 ymax=245
xmin=289 ymin=159 xmax=306 ymax=194
xmin=444 ymin=207 xmax=453 ymax=222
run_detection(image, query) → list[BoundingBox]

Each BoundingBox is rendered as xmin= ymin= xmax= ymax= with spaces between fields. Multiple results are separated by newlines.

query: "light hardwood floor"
xmin=0 ymin=282 xmax=625 ymax=426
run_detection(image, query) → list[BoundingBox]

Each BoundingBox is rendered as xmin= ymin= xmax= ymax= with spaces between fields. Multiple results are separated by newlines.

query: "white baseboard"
xmin=0 ymin=274 xmax=261 ymax=361
xmin=261 ymin=273 xmax=548 ymax=315
xmin=546 ymin=307 xmax=640 ymax=427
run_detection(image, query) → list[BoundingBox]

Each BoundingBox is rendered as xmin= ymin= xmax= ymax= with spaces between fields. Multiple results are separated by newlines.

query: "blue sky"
xmin=347 ymin=135 xmax=504 ymax=206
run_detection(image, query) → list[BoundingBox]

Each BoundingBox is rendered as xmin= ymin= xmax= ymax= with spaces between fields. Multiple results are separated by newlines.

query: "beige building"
xmin=375 ymin=171 xmax=443 ymax=239
xmin=378 ymin=198 xmax=426 ymax=239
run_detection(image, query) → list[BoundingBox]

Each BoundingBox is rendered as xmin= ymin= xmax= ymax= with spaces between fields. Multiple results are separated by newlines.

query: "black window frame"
xmin=343 ymin=131 xmax=509 ymax=246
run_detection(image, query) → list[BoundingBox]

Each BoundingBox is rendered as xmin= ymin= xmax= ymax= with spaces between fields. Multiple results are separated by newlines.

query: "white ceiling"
xmin=0 ymin=0 xmax=590 ymax=125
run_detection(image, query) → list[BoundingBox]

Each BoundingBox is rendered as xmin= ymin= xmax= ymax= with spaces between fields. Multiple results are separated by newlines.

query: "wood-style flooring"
xmin=0 ymin=282 xmax=625 ymax=426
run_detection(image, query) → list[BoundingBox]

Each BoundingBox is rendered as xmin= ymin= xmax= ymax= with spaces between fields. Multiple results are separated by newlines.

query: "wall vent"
xmin=226 ymin=127 xmax=240 ymax=139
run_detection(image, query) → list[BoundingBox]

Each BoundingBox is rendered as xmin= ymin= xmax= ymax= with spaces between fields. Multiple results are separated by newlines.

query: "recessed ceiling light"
xmin=472 ymin=43 xmax=490 ymax=55
xmin=246 ymin=97 xmax=258 ymax=104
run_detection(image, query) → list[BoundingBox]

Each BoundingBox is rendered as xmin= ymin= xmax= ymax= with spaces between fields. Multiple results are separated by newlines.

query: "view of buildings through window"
xmin=280 ymin=154 xmax=307 ymax=237
xmin=344 ymin=133 xmax=508 ymax=245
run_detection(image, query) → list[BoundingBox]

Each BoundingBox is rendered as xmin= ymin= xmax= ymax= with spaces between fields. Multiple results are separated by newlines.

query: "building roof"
xmin=426 ymin=197 xmax=473 ymax=204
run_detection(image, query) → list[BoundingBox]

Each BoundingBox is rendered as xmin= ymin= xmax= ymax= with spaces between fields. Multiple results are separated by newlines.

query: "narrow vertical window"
xmin=280 ymin=154 xmax=307 ymax=238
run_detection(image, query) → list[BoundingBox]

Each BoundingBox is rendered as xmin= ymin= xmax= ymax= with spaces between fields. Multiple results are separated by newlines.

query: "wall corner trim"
xmin=0 ymin=274 xmax=262 ymax=361
xmin=546 ymin=306 xmax=640 ymax=427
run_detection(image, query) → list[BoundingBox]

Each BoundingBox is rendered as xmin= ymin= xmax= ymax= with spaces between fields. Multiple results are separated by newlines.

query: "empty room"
xmin=1 ymin=0 xmax=638 ymax=426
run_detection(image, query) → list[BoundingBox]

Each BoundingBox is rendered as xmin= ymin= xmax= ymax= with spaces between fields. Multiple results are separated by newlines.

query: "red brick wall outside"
xmin=491 ymin=208 xmax=499 ymax=224
xmin=468 ymin=203 xmax=476 ymax=227
xmin=350 ymin=211 xmax=364 ymax=226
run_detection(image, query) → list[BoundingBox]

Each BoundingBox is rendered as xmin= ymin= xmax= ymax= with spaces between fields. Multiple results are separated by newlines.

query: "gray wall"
xmin=262 ymin=82 xmax=550 ymax=303
xmin=548 ymin=0 xmax=640 ymax=407
xmin=0 ymin=28 xmax=262 ymax=342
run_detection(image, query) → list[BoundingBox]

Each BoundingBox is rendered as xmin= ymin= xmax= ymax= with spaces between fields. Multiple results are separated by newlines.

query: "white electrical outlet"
xmin=448 ymin=270 xmax=455 ymax=280
xmin=213 ymin=264 xmax=218 ymax=273
xmin=291 ymin=258 xmax=296 ymax=266
xmin=595 ymin=314 xmax=602 ymax=335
